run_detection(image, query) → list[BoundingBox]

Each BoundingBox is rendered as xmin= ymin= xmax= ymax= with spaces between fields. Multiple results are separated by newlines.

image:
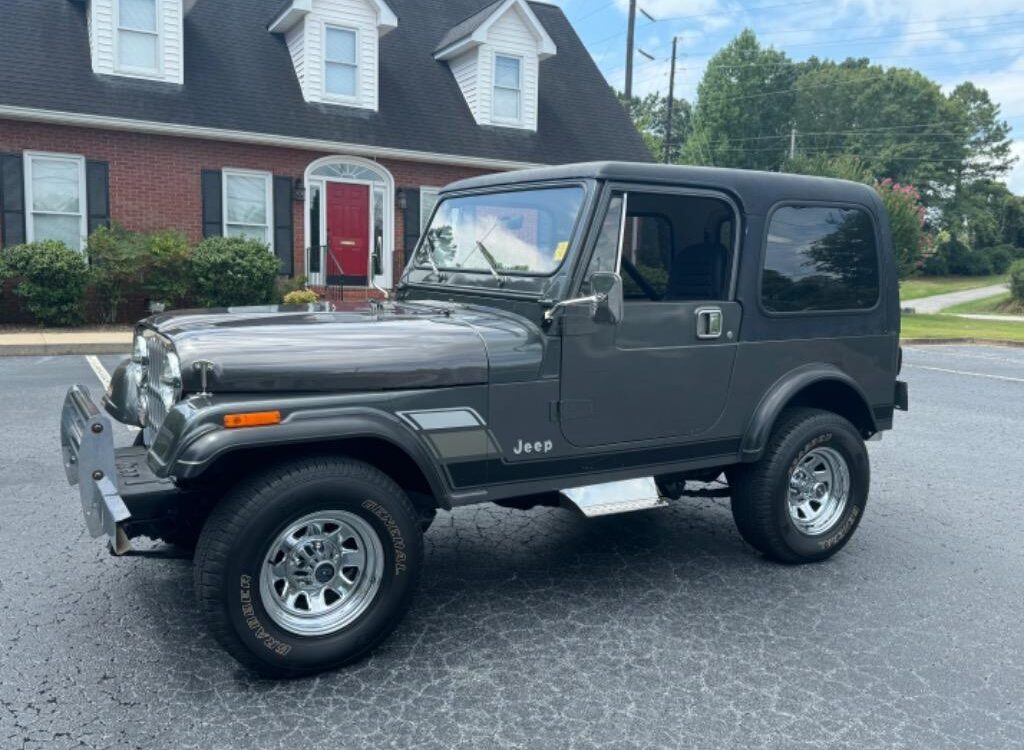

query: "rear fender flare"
xmin=741 ymin=364 xmax=877 ymax=462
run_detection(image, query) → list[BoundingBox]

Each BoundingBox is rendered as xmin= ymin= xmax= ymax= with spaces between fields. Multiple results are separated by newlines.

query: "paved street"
xmin=1 ymin=346 xmax=1022 ymax=750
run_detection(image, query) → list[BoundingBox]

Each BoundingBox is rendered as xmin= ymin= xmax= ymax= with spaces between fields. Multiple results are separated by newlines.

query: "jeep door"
xmin=558 ymin=186 xmax=742 ymax=448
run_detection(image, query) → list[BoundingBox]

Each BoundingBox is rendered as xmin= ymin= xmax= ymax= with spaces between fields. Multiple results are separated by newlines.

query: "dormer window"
xmin=493 ymin=54 xmax=522 ymax=123
xmin=82 ymin=0 xmax=184 ymax=84
xmin=324 ymin=26 xmax=359 ymax=100
xmin=269 ymin=0 xmax=397 ymax=110
xmin=434 ymin=0 xmax=556 ymax=131
xmin=117 ymin=0 xmax=160 ymax=74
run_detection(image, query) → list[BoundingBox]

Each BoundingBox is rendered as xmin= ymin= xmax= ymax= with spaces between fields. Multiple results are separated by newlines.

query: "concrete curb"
xmin=0 ymin=343 xmax=130 ymax=357
xmin=901 ymin=338 xmax=1024 ymax=348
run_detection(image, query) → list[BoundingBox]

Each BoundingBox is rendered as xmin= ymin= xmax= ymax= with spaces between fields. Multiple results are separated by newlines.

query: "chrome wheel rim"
xmin=787 ymin=446 xmax=850 ymax=536
xmin=259 ymin=510 xmax=384 ymax=637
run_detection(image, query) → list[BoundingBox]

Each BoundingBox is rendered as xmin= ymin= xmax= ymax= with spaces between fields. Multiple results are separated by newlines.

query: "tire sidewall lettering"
xmin=778 ymin=423 xmax=868 ymax=558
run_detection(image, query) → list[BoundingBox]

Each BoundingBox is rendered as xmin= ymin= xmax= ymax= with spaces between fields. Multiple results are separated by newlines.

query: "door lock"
xmin=695 ymin=307 xmax=723 ymax=339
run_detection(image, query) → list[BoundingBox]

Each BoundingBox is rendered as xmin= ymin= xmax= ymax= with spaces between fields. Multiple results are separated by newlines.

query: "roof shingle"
xmin=0 ymin=0 xmax=652 ymax=166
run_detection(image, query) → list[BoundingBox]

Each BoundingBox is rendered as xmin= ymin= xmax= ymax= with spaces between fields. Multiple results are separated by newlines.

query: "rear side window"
xmin=762 ymin=206 xmax=879 ymax=312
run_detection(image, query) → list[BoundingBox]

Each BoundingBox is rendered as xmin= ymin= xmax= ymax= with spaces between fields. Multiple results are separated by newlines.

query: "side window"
xmin=581 ymin=194 xmax=624 ymax=292
xmin=621 ymin=214 xmax=672 ymax=299
xmin=762 ymin=206 xmax=879 ymax=312
xmin=618 ymin=191 xmax=734 ymax=302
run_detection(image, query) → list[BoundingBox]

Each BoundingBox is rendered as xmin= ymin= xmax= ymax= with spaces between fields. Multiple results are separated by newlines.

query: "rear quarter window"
xmin=761 ymin=205 xmax=880 ymax=313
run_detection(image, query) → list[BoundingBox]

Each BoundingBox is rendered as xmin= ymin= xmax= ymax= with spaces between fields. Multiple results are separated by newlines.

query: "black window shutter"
xmin=201 ymin=170 xmax=223 ymax=238
xmin=85 ymin=161 xmax=110 ymax=236
xmin=272 ymin=176 xmax=294 ymax=276
xmin=402 ymin=188 xmax=421 ymax=259
xmin=0 ymin=154 xmax=26 ymax=248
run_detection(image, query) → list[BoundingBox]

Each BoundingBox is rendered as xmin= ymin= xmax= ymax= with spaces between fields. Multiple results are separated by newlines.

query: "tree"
xmin=618 ymin=90 xmax=691 ymax=163
xmin=947 ymin=83 xmax=1017 ymax=187
xmin=682 ymin=30 xmax=796 ymax=170
xmin=792 ymin=61 xmax=961 ymax=200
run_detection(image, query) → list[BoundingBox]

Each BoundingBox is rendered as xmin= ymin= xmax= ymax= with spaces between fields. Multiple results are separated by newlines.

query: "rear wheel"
xmin=730 ymin=408 xmax=869 ymax=564
xmin=194 ymin=456 xmax=423 ymax=677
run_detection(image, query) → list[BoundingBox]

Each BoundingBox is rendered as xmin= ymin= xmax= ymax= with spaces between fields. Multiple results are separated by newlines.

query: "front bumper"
xmin=60 ymin=385 xmax=182 ymax=555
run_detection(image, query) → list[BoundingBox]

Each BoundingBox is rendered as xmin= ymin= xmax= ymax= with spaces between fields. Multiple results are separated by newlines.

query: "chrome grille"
xmin=142 ymin=332 xmax=174 ymax=444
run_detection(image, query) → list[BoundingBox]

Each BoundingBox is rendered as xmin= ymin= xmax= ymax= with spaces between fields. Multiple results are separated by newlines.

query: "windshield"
xmin=417 ymin=186 xmax=586 ymax=277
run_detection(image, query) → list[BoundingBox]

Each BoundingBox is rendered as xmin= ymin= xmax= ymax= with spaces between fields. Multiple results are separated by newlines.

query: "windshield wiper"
xmin=419 ymin=235 xmax=445 ymax=280
xmin=464 ymin=239 xmax=506 ymax=285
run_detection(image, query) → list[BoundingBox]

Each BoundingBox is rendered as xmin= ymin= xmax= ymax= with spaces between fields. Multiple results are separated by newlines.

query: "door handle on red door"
xmin=339 ymin=240 xmax=356 ymax=246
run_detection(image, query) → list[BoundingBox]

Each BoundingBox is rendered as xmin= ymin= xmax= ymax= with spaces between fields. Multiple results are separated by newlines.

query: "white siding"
xmin=87 ymin=0 xmax=183 ymax=84
xmin=302 ymin=0 xmax=380 ymax=110
xmin=89 ymin=0 xmax=116 ymax=76
xmin=160 ymin=0 xmax=184 ymax=83
xmin=286 ymin=22 xmax=307 ymax=94
xmin=484 ymin=5 xmax=540 ymax=130
xmin=450 ymin=50 xmax=481 ymax=123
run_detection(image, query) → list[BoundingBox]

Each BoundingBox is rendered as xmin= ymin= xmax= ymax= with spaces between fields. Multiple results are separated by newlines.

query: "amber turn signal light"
xmin=223 ymin=410 xmax=282 ymax=429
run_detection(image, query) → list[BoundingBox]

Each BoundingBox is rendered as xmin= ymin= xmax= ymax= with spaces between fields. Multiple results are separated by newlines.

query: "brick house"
xmin=0 ymin=0 xmax=650 ymax=313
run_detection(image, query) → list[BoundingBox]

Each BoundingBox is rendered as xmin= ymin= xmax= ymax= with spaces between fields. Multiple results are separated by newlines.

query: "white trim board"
xmin=0 ymin=105 xmax=542 ymax=171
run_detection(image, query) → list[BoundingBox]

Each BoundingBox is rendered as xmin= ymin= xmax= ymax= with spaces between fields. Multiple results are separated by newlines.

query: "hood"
xmin=143 ymin=300 xmax=540 ymax=393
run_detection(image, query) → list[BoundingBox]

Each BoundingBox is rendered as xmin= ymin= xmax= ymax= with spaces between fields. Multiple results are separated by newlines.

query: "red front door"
xmin=326 ymin=182 xmax=370 ymax=285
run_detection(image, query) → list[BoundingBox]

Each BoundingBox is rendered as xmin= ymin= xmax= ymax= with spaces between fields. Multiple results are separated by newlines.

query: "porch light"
xmin=396 ymin=189 xmax=407 ymax=211
xmin=293 ymin=178 xmax=306 ymax=202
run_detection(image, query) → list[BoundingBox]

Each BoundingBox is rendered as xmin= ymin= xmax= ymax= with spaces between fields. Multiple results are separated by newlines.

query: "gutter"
xmin=0 ymin=105 xmax=542 ymax=172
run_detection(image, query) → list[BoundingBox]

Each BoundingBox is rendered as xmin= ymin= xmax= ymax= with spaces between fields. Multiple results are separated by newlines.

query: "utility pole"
xmin=624 ymin=0 xmax=637 ymax=103
xmin=664 ymin=37 xmax=678 ymax=164
xmin=790 ymin=127 xmax=797 ymax=160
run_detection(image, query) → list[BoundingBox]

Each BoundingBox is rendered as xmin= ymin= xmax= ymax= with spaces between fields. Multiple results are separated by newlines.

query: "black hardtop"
xmin=445 ymin=162 xmax=885 ymax=216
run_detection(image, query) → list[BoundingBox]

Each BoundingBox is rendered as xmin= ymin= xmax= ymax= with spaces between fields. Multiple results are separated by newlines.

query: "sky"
xmin=549 ymin=0 xmax=1024 ymax=194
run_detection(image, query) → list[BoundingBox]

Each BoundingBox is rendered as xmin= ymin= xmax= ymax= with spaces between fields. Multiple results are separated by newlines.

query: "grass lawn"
xmin=901 ymin=314 xmax=1024 ymax=342
xmin=899 ymin=275 xmax=1007 ymax=301
xmin=943 ymin=292 xmax=1024 ymax=316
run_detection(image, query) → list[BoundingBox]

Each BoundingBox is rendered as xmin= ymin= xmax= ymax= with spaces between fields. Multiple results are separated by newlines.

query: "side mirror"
xmin=589 ymin=271 xmax=623 ymax=324
xmin=543 ymin=272 xmax=624 ymax=325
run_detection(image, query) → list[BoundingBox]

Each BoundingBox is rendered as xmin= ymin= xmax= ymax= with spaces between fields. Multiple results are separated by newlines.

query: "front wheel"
xmin=729 ymin=408 xmax=869 ymax=564
xmin=194 ymin=456 xmax=424 ymax=677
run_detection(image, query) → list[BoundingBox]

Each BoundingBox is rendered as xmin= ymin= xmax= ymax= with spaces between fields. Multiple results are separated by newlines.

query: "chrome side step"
xmin=561 ymin=477 xmax=667 ymax=518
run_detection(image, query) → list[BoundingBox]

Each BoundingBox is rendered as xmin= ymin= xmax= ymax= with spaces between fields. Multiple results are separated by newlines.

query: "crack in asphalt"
xmin=0 ymin=348 xmax=1022 ymax=749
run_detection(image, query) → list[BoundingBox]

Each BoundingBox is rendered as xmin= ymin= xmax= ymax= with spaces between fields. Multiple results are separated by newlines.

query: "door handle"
xmin=695 ymin=307 xmax=723 ymax=339
xmin=339 ymin=240 xmax=356 ymax=246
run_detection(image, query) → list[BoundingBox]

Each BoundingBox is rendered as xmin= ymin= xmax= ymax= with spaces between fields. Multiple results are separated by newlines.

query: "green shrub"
xmin=1010 ymin=259 xmax=1024 ymax=303
xmin=143 ymin=230 xmax=192 ymax=305
xmin=282 ymin=289 xmax=319 ymax=304
xmin=921 ymin=251 xmax=948 ymax=276
xmin=274 ymin=274 xmax=309 ymax=303
xmin=87 ymin=224 xmax=147 ymax=322
xmin=1 ymin=241 xmax=89 ymax=326
xmin=190 ymin=236 xmax=279 ymax=307
xmin=980 ymin=244 xmax=1017 ymax=275
xmin=939 ymin=236 xmax=993 ymax=276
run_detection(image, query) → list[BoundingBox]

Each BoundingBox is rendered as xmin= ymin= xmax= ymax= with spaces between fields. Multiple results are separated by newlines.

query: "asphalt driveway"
xmin=1 ymin=346 xmax=1022 ymax=749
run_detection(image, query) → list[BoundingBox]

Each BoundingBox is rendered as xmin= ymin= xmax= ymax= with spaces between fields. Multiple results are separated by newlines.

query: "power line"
xmin=601 ymin=13 xmax=1024 ymax=74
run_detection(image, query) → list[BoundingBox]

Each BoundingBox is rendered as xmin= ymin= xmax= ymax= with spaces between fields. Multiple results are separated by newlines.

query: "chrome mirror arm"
xmin=543 ymin=293 xmax=605 ymax=322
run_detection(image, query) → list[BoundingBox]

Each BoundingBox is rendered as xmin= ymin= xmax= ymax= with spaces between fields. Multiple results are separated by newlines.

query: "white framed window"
xmin=420 ymin=187 xmax=440 ymax=232
xmin=324 ymin=25 xmax=359 ymax=100
xmin=223 ymin=169 xmax=273 ymax=249
xmin=493 ymin=54 xmax=522 ymax=122
xmin=24 ymin=152 xmax=88 ymax=251
xmin=116 ymin=0 xmax=161 ymax=74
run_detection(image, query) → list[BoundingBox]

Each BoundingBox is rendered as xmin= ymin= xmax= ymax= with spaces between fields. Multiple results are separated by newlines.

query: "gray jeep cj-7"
xmin=61 ymin=162 xmax=908 ymax=676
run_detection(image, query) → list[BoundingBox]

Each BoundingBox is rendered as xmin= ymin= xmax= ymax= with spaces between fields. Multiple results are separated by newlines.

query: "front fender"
xmin=741 ymin=363 xmax=877 ymax=461
xmin=146 ymin=394 xmax=452 ymax=507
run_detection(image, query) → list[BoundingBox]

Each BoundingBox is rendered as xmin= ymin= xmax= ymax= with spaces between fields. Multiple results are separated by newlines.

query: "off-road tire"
xmin=730 ymin=408 xmax=869 ymax=564
xmin=194 ymin=456 xmax=424 ymax=677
